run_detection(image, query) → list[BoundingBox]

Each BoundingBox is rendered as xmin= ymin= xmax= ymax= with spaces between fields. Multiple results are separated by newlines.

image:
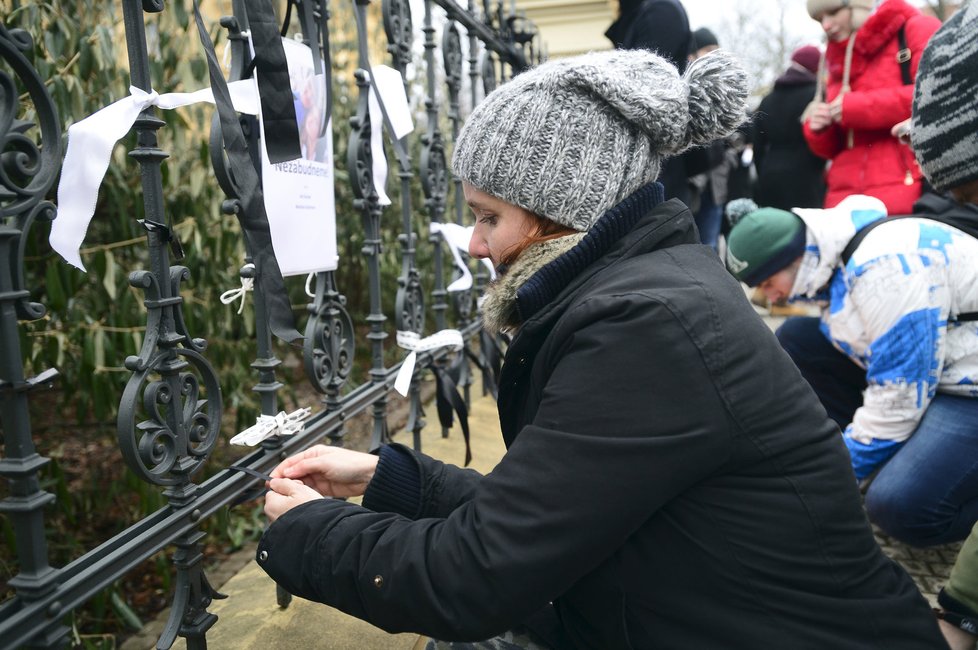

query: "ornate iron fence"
xmin=0 ymin=0 xmax=542 ymax=647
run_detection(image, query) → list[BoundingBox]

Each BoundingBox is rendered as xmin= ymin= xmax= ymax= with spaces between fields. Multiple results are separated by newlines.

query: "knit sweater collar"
xmin=480 ymin=182 xmax=665 ymax=333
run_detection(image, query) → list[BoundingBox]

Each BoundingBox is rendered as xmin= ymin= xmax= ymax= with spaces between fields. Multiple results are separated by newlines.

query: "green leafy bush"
xmin=3 ymin=0 xmax=451 ymax=642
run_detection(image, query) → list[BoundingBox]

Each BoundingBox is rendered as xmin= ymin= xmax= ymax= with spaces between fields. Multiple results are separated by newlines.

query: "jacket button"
xmin=373 ymin=575 xmax=384 ymax=588
xmin=259 ymin=550 xmax=268 ymax=562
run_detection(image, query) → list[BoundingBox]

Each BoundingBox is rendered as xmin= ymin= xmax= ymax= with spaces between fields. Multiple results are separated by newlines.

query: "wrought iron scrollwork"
xmin=304 ymin=272 xmax=355 ymax=396
xmin=288 ymin=0 xmax=356 ymax=420
xmin=443 ymin=22 xmax=463 ymax=96
xmin=156 ymin=530 xmax=226 ymax=649
xmin=440 ymin=20 xmax=474 ymax=324
xmin=347 ymin=71 xmax=375 ymax=204
xmin=419 ymin=135 xmax=448 ymax=218
xmin=481 ymin=50 xmax=497 ymax=95
xmin=351 ymin=0 xmax=390 ymax=451
xmin=396 ymin=266 xmax=426 ymax=334
xmin=118 ymin=267 xmax=222 ymax=489
xmin=383 ymin=0 xmax=414 ymax=73
xmin=0 ymin=24 xmax=61 ymax=320
xmin=382 ymin=0 xmax=425 ymax=338
xmin=0 ymin=22 xmax=65 ymax=643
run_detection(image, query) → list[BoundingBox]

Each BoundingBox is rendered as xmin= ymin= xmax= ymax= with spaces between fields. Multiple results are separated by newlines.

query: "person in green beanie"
xmin=726 ymin=186 xmax=978 ymax=552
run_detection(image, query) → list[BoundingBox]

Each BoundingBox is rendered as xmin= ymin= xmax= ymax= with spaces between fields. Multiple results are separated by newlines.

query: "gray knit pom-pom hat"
xmin=451 ymin=48 xmax=749 ymax=231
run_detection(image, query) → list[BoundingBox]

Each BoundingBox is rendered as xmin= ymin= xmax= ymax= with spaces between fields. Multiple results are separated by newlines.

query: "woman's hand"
xmin=269 ymin=444 xmax=379 ymax=498
xmin=891 ymin=118 xmax=912 ymax=146
xmin=807 ymin=102 xmax=833 ymax=132
xmin=264 ymin=478 xmax=324 ymax=522
xmin=828 ymin=95 xmax=844 ymax=123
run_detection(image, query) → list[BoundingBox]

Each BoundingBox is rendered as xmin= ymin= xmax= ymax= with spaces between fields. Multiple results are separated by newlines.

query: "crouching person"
xmin=726 ymin=191 xmax=978 ymax=549
xmin=257 ymin=50 xmax=945 ymax=649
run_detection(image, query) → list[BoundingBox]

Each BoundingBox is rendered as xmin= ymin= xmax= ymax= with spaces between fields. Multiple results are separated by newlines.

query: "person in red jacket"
xmin=803 ymin=0 xmax=939 ymax=214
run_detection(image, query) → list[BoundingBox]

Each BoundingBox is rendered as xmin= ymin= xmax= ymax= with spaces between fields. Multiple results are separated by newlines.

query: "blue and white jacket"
xmin=789 ymin=195 xmax=978 ymax=479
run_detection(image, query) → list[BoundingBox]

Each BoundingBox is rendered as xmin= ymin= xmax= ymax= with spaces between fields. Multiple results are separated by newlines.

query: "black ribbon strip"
xmin=243 ymin=0 xmax=302 ymax=163
xmin=231 ymin=465 xmax=274 ymax=482
xmin=296 ymin=0 xmax=333 ymax=138
xmin=192 ymin=0 xmax=303 ymax=344
xmin=228 ymin=465 xmax=273 ymax=507
xmin=427 ymin=357 xmax=472 ymax=466
xmin=476 ymin=328 xmax=503 ymax=400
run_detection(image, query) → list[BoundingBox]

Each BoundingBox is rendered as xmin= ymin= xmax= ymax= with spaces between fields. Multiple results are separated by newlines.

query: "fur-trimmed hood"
xmin=481 ymin=233 xmax=586 ymax=334
xmin=478 ymin=182 xmax=667 ymax=334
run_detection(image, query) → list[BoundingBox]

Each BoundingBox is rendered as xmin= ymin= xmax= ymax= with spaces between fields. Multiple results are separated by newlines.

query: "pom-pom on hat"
xmin=725 ymin=208 xmax=807 ymax=287
xmin=911 ymin=1 xmax=978 ymax=193
xmin=451 ymin=49 xmax=749 ymax=232
xmin=724 ymin=197 xmax=759 ymax=229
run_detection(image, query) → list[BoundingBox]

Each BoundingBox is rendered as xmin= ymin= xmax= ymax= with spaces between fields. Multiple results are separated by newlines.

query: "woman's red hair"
xmin=500 ymin=213 xmax=578 ymax=267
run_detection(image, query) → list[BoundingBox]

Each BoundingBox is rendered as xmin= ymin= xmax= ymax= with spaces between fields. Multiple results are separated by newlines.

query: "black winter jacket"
xmin=605 ymin=0 xmax=701 ymax=205
xmin=257 ymin=185 xmax=944 ymax=649
xmin=753 ymin=80 xmax=827 ymax=211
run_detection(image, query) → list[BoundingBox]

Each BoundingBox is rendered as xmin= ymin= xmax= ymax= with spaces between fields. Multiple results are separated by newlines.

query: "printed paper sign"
xmin=258 ymin=38 xmax=338 ymax=275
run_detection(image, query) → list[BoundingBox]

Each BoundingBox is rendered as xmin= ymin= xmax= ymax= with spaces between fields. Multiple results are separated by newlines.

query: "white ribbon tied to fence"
xmin=229 ymin=407 xmax=313 ymax=446
xmin=52 ymin=80 xmax=261 ymax=271
xmin=220 ymin=263 xmax=256 ymax=314
xmin=429 ymin=222 xmax=497 ymax=290
xmin=394 ymin=329 xmax=464 ymax=397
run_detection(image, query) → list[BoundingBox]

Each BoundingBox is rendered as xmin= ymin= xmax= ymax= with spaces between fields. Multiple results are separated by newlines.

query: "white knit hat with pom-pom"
xmin=451 ymin=48 xmax=749 ymax=231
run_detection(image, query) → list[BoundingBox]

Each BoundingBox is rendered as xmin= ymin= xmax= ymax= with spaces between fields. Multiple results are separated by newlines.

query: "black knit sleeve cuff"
xmin=362 ymin=444 xmax=422 ymax=518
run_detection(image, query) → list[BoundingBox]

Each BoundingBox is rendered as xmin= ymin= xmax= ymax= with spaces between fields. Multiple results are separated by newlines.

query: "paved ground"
xmin=124 ymin=305 xmax=960 ymax=648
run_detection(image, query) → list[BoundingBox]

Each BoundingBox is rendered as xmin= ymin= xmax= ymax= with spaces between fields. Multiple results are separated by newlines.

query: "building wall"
xmin=519 ymin=0 xmax=615 ymax=58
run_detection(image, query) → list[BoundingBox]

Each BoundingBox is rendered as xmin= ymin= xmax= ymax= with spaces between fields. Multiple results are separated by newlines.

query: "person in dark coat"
xmin=605 ymin=0 xmax=704 ymax=206
xmin=256 ymin=50 xmax=946 ymax=650
xmin=605 ymin=0 xmax=691 ymax=71
xmin=687 ymin=27 xmax=733 ymax=249
xmin=753 ymin=45 xmax=827 ymax=210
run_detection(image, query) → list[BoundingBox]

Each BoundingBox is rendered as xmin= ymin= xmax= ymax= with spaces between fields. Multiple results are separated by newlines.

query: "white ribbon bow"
xmin=430 ymin=222 xmax=496 ymax=291
xmin=365 ymin=65 xmax=414 ymax=207
xmin=229 ymin=407 xmax=312 ymax=446
xmin=393 ymin=329 xmax=464 ymax=397
xmin=52 ymin=80 xmax=261 ymax=271
xmin=219 ymin=263 xmax=256 ymax=314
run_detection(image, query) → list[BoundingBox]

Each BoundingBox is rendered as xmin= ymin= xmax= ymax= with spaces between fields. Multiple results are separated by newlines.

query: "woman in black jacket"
xmin=257 ymin=49 xmax=945 ymax=649
xmin=753 ymin=45 xmax=827 ymax=210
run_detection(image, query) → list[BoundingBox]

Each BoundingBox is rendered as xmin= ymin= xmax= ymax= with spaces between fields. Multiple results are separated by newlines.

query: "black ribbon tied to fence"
xmin=228 ymin=465 xmax=273 ymax=507
xmin=192 ymin=0 xmax=303 ymax=344
xmin=426 ymin=352 xmax=473 ymax=466
xmin=244 ymin=0 xmax=303 ymax=164
xmin=472 ymin=328 xmax=503 ymax=400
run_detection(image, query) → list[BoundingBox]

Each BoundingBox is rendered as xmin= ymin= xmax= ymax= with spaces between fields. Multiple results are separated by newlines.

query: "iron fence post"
xmin=0 ymin=21 xmax=67 ymax=650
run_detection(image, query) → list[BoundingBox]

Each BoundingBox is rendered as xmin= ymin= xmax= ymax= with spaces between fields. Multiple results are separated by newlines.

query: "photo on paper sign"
xmin=258 ymin=37 xmax=339 ymax=276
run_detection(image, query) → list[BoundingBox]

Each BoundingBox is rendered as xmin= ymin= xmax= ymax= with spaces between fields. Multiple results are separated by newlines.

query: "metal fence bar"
xmin=0 ymin=0 xmax=541 ymax=645
xmin=0 ymin=22 xmax=67 ymax=649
